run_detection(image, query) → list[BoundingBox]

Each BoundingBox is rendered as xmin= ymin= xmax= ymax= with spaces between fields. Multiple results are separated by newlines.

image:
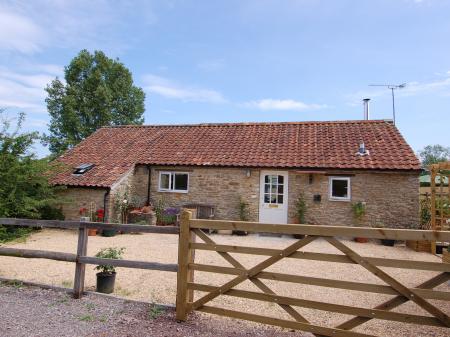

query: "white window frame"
xmin=158 ymin=171 xmax=189 ymax=193
xmin=329 ymin=176 xmax=351 ymax=201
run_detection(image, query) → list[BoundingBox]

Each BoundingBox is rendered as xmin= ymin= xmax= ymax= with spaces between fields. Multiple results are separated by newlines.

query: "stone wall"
xmin=288 ymin=171 xmax=420 ymax=228
xmin=142 ymin=165 xmax=260 ymax=221
xmin=57 ymin=187 xmax=108 ymax=221
xmin=59 ymin=165 xmax=419 ymax=229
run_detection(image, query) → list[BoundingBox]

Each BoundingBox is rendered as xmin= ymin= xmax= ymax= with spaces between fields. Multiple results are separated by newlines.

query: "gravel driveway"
xmin=0 ymin=283 xmax=303 ymax=337
xmin=0 ymin=229 xmax=449 ymax=336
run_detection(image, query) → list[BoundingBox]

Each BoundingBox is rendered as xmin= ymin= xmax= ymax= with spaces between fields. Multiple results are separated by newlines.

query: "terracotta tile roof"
xmin=51 ymin=120 xmax=420 ymax=187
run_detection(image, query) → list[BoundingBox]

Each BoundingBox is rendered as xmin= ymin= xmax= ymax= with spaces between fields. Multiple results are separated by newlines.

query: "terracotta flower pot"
xmin=354 ymin=237 xmax=368 ymax=243
xmin=88 ymin=229 xmax=97 ymax=236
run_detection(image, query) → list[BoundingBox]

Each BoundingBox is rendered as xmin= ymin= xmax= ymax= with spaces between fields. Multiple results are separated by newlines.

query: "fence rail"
xmin=177 ymin=211 xmax=450 ymax=337
xmin=0 ymin=218 xmax=179 ymax=298
xmin=2 ymin=215 xmax=450 ymax=336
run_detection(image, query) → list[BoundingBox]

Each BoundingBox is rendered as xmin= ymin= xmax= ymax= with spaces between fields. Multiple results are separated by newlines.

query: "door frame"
xmin=258 ymin=170 xmax=289 ymax=224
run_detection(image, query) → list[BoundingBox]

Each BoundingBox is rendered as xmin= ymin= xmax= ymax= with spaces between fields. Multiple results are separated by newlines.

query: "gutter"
xmin=146 ymin=165 xmax=152 ymax=206
xmin=103 ymin=189 xmax=110 ymax=222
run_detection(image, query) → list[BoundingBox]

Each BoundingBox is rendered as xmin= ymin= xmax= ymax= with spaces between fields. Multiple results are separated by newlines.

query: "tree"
xmin=0 ymin=109 xmax=64 ymax=242
xmin=418 ymin=144 xmax=450 ymax=168
xmin=0 ymin=110 xmax=61 ymax=220
xmin=45 ymin=49 xmax=145 ymax=155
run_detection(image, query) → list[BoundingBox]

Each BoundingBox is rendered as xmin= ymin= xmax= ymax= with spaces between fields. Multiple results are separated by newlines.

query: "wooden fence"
xmin=1 ymin=215 xmax=450 ymax=336
xmin=0 ymin=218 xmax=179 ymax=298
xmin=176 ymin=210 xmax=450 ymax=337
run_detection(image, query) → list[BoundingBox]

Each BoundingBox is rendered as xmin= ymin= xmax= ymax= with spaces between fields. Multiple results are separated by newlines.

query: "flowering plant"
xmin=96 ymin=209 xmax=105 ymax=222
xmin=79 ymin=207 xmax=88 ymax=216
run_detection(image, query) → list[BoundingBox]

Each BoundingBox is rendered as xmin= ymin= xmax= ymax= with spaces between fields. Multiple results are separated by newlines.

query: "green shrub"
xmin=0 ymin=226 xmax=33 ymax=244
xmin=94 ymin=247 xmax=125 ymax=274
xmin=351 ymin=202 xmax=366 ymax=220
xmin=295 ymin=194 xmax=307 ymax=223
xmin=238 ymin=198 xmax=250 ymax=222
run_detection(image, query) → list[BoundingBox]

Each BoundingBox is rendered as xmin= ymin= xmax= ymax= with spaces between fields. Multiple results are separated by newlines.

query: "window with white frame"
xmin=158 ymin=171 xmax=189 ymax=192
xmin=329 ymin=176 xmax=351 ymax=201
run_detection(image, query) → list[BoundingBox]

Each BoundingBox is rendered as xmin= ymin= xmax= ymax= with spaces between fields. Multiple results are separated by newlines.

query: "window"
xmin=73 ymin=163 xmax=94 ymax=175
xmin=329 ymin=177 xmax=351 ymax=201
xmin=263 ymin=175 xmax=285 ymax=204
xmin=158 ymin=171 xmax=189 ymax=193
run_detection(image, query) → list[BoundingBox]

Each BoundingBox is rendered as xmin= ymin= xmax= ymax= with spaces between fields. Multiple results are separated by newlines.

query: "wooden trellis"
xmin=176 ymin=210 xmax=450 ymax=337
xmin=430 ymin=161 xmax=450 ymax=231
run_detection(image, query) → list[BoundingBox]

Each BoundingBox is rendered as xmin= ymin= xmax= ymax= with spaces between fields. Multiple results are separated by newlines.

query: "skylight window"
xmin=73 ymin=163 xmax=94 ymax=175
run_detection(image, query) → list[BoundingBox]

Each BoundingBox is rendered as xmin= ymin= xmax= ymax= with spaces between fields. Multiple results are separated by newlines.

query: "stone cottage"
xmin=51 ymin=120 xmax=421 ymax=228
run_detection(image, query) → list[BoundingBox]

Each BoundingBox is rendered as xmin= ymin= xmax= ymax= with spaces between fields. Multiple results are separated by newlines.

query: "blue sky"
xmin=1 ymin=0 xmax=449 ymax=156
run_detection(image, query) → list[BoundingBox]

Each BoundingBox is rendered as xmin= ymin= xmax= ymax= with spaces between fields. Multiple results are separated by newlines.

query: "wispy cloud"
xmin=0 ymin=65 xmax=61 ymax=112
xmin=0 ymin=7 xmax=44 ymax=53
xmin=243 ymin=99 xmax=327 ymax=111
xmin=143 ymin=74 xmax=227 ymax=103
xmin=0 ymin=1 xmax=159 ymax=55
xmin=347 ymin=71 xmax=450 ymax=105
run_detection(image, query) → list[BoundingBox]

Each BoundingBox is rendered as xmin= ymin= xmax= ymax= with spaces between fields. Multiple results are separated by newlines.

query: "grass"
xmin=78 ymin=314 xmax=95 ymax=322
xmin=61 ymin=280 xmax=73 ymax=288
xmin=86 ymin=302 xmax=95 ymax=311
xmin=115 ymin=286 xmax=134 ymax=297
xmin=148 ymin=304 xmax=165 ymax=320
xmin=49 ymin=294 xmax=70 ymax=307
xmin=1 ymin=279 xmax=24 ymax=288
xmin=0 ymin=226 xmax=34 ymax=244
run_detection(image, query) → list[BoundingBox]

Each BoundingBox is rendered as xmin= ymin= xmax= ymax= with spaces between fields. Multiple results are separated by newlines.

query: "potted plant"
xmin=373 ymin=223 xmax=396 ymax=246
xmin=95 ymin=247 xmax=125 ymax=294
xmin=88 ymin=208 xmax=105 ymax=236
xmin=381 ymin=238 xmax=396 ymax=246
xmin=352 ymin=202 xmax=368 ymax=243
xmin=442 ymin=245 xmax=450 ymax=263
xmin=233 ymin=198 xmax=249 ymax=236
xmin=293 ymin=194 xmax=307 ymax=239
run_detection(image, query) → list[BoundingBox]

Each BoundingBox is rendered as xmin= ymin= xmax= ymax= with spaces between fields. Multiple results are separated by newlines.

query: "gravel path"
xmin=0 ymin=229 xmax=449 ymax=336
xmin=0 ymin=283 xmax=304 ymax=337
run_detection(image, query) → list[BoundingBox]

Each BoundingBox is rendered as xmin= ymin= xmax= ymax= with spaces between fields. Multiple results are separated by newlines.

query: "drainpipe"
xmin=146 ymin=165 xmax=152 ymax=206
xmin=103 ymin=189 xmax=110 ymax=222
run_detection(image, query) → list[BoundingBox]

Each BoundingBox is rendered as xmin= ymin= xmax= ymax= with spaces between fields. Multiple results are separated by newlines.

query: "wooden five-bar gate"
xmin=176 ymin=211 xmax=450 ymax=337
xmin=1 ymin=213 xmax=450 ymax=337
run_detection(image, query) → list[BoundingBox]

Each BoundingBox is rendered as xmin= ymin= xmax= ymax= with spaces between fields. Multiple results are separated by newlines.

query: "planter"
xmin=96 ymin=272 xmax=116 ymax=294
xmin=233 ymin=230 xmax=248 ymax=236
xmin=101 ymin=229 xmax=117 ymax=237
xmin=354 ymin=237 xmax=368 ymax=243
xmin=442 ymin=250 xmax=450 ymax=263
xmin=381 ymin=239 xmax=396 ymax=247
xmin=406 ymin=240 xmax=431 ymax=253
xmin=218 ymin=230 xmax=233 ymax=235
xmin=88 ymin=229 xmax=97 ymax=236
xmin=435 ymin=244 xmax=446 ymax=255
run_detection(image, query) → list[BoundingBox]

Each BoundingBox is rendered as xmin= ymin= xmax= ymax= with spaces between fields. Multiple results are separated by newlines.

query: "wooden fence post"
xmin=176 ymin=209 xmax=195 ymax=321
xmin=73 ymin=222 xmax=88 ymax=299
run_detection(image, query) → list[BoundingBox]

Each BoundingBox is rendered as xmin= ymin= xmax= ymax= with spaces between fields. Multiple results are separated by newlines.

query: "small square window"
xmin=159 ymin=172 xmax=189 ymax=193
xmin=329 ymin=177 xmax=351 ymax=201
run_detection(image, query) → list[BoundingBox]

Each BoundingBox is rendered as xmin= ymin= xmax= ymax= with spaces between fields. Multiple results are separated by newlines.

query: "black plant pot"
xmin=381 ymin=239 xmax=396 ymax=247
xmin=96 ymin=272 xmax=116 ymax=294
xmin=436 ymin=244 xmax=445 ymax=254
xmin=102 ymin=229 xmax=117 ymax=237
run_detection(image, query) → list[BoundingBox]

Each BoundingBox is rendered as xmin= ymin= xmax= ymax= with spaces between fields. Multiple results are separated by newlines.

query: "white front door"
xmin=259 ymin=171 xmax=289 ymax=224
